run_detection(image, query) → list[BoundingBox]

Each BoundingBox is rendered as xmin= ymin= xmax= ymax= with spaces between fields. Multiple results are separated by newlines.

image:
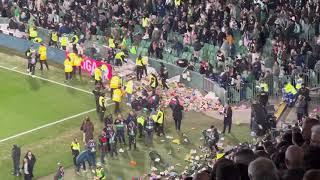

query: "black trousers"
xmin=48 ymin=40 xmax=57 ymax=47
xmin=99 ymin=108 xmax=105 ymax=122
xmin=223 ymin=122 xmax=232 ymax=133
xmin=29 ymin=64 xmax=35 ymax=75
xmin=24 ymin=174 xmax=32 ymax=180
xmin=142 ymin=65 xmax=148 ymax=76
xmin=95 ymin=98 xmax=100 ymax=113
xmin=76 ymin=160 xmax=86 ymax=172
xmin=174 ymin=118 xmax=181 ymax=131
xmin=65 ymin=72 xmax=72 ymax=80
xmin=136 ymin=66 xmax=143 ymax=81
xmin=259 ymin=94 xmax=269 ymax=107
xmin=208 ymin=141 xmax=219 ymax=152
xmin=155 ymin=122 xmax=164 ymax=135
xmin=114 ymin=102 xmax=120 ymax=114
xmin=161 ymin=79 xmax=169 ymax=89
xmin=297 ymin=113 xmax=303 ymax=121
xmin=100 ymin=148 xmax=107 ymax=164
xmin=109 ymin=143 xmax=117 ymax=157
xmin=138 ymin=124 xmax=144 ymax=138
xmin=72 ymin=150 xmax=80 ymax=166
xmin=116 ymin=131 xmax=125 ymax=144
xmin=128 ymin=135 xmax=136 ymax=150
xmin=13 ymin=159 xmax=20 ymax=175
xmin=39 ymin=60 xmax=49 ymax=70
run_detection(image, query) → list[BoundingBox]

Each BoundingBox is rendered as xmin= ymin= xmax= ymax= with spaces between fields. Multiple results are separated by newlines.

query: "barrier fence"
xmin=223 ymin=71 xmax=320 ymax=104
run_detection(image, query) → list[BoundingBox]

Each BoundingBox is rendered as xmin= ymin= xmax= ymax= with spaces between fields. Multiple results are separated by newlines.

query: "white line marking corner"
xmin=0 ymin=65 xmax=93 ymax=94
xmin=0 ymin=108 xmax=96 ymax=143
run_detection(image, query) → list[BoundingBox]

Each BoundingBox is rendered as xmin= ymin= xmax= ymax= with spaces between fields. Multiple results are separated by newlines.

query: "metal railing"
xmin=223 ymin=70 xmax=320 ymax=104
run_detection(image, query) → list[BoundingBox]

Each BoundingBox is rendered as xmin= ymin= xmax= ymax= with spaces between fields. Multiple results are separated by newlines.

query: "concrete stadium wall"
xmin=0 ymin=33 xmax=65 ymax=63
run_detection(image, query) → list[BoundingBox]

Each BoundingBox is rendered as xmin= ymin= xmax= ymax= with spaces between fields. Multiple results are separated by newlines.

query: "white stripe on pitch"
xmin=0 ymin=108 xmax=98 ymax=143
xmin=0 ymin=64 xmax=93 ymax=95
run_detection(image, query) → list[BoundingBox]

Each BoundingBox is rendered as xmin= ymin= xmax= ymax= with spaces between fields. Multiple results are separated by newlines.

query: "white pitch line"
xmin=0 ymin=108 xmax=98 ymax=143
xmin=0 ymin=65 xmax=93 ymax=95
xmin=11 ymin=66 xmax=18 ymax=70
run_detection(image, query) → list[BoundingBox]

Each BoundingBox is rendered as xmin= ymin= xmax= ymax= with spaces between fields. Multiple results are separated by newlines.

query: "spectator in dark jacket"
xmin=11 ymin=144 xmax=21 ymax=176
xmin=222 ymin=104 xmax=233 ymax=134
xmin=24 ymin=151 xmax=36 ymax=178
xmin=298 ymin=83 xmax=311 ymax=116
xmin=172 ymin=96 xmax=184 ymax=131
xmin=296 ymin=95 xmax=306 ymax=122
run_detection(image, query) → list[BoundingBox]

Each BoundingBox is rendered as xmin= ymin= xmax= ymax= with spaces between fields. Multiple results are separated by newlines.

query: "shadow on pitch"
xmin=27 ymin=75 xmax=40 ymax=91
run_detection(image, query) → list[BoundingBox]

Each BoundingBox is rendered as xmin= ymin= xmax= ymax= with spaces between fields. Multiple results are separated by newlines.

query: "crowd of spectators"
xmin=1 ymin=0 xmax=320 ymax=179
xmin=177 ymin=116 xmax=320 ymax=180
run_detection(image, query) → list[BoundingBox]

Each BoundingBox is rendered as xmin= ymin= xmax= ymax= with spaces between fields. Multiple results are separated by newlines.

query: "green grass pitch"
xmin=0 ymin=49 xmax=251 ymax=179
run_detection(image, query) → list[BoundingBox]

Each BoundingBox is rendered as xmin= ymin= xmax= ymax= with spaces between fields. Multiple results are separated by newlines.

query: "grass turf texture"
xmin=0 ymin=48 xmax=251 ymax=179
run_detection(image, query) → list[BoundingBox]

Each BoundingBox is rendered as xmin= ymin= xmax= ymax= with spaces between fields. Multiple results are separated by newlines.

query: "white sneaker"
xmin=27 ymin=69 xmax=29 ymax=72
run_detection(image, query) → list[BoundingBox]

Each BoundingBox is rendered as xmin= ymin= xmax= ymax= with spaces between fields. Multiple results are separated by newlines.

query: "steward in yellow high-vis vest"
xmin=149 ymin=73 xmax=158 ymax=89
xmin=64 ymin=57 xmax=73 ymax=80
xmin=73 ymin=54 xmax=83 ymax=76
xmin=284 ymin=82 xmax=297 ymax=95
xmin=94 ymin=67 xmax=103 ymax=88
xmin=110 ymin=76 xmax=121 ymax=88
xmin=112 ymin=89 xmax=122 ymax=103
xmin=98 ymin=93 xmax=107 ymax=121
xmin=49 ymin=31 xmax=58 ymax=47
xmin=95 ymin=163 xmax=106 ymax=180
xmin=38 ymin=44 xmax=49 ymax=71
xmin=68 ymin=52 xmax=76 ymax=64
xmin=125 ymin=80 xmax=133 ymax=94
xmin=125 ymin=80 xmax=134 ymax=104
xmin=71 ymin=138 xmax=81 ymax=166
xmin=136 ymin=55 xmax=143 ymax=81
xmin=71 ymin=34 xmax=79 ymax=45
xmin=257 ymin=80 xmax=269 ymax=106
xmin=137 ymin=116 xmax=145 ymax=138
xmin=153 ymin=109 xmax=164 ymax=136
xmin=60 ymin=34 xmax=68 ymax=50
xmin=113 ymin=88 xmax=122 ymax=114
xmin=28 ymin=26 xmax=38 ymax=40
xmin=110 ymin=75 xmax=121 ymax=97
xmin=296 ymin=76 xmax=303 ymax=90
xmin=115 ymin=51 xmax=126 ymax=66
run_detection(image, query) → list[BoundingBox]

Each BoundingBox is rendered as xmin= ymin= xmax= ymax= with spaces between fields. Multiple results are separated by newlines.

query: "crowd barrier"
xmin=225 ymin=71 xmax=320 ymax=104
